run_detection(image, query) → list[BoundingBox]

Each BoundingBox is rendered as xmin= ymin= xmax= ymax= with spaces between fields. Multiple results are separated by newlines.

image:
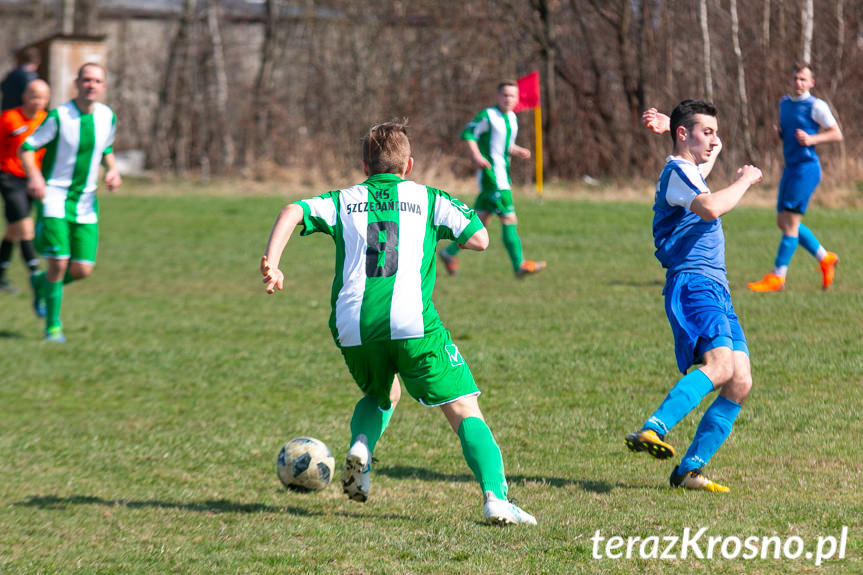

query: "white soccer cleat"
xmin=483 ymin=491 xmax=537 ymax=526
xmin=342 ymin=440 xmax=371 ymax=502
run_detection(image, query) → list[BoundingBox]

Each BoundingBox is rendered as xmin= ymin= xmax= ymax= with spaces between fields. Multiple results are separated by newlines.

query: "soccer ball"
xmin=276 ymin=437 xmax=335 ymax=492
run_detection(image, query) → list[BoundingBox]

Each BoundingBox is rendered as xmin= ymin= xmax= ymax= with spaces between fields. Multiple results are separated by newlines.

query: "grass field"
xmin=1 ymin=181 xmax=861 ymax=574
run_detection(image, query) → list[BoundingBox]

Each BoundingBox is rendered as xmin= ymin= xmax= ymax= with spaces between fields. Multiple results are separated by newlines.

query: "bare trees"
xmin=9 ymin=0 xmax=859 ymax=184
xmin=698 ymin=0 xmax=713 ymax=102
xmin=801 ymin=0 xmax=814 ymax=63
xmin=729 ymin=0 xmax=755 ymax=163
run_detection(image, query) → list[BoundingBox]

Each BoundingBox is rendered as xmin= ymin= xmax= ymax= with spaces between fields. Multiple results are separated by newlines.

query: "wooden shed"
xmin=20 ymin=34 xmax=107 ymax=108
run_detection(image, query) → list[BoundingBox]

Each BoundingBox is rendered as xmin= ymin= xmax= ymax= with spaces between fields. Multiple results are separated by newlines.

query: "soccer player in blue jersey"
xmin=261 ymin=122 xmax=536 ymax=525
xmin=748 ymin=63 xmax=843 ymax=292
xmin=626 ymin=100 xmax=762 ymax=492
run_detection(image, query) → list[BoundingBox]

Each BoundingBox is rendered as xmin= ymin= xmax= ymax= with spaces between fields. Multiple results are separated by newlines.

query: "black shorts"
xmin=0 ymin=171 xmax=32 ymax=224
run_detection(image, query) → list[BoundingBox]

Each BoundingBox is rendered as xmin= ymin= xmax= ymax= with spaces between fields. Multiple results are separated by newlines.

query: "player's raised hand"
xmin=736 ymin=165 xmax=763 ymax=186
xmin=641 ymin=108 xmax=671 ymax=134
xmin=261 ymin=256 xmax=284 ymax=294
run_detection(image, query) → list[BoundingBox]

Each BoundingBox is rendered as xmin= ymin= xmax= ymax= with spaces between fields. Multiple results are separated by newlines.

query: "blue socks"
xmin=678 ymin=396 xmax=742 ymax=474
xmin=773 ymin=225 xmax=824 ymax=274
xmin=797 ymin=223 xmax=821 ymax=256
xmin=774 ymin=234 xmax=799 ymax=270
xmin=644 ymin=369 xmax=715 ymax=436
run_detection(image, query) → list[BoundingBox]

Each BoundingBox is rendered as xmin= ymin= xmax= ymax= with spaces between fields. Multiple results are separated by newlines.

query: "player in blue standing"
xmin=261 ymin=122 xmax=536 ymax=525
xmin=626 ymin=100 xmax=762 ymax=492
xmin=748 ymin=62 xmax=842 ymax=292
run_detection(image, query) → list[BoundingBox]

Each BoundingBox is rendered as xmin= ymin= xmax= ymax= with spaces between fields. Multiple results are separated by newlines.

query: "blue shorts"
xmin=778 ymin=161 xmax=821 ymax=214
xmin=664 ymin=273 xmax=748 ymax=374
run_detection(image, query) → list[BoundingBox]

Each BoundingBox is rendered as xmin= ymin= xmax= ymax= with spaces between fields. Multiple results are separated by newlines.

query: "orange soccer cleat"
xmin=515 ymin=260 xmax=546 ymax=278
xmin=819 ymin=252 xmax=839 ymax=290
xmin=747 ymin=272 xmax=785 ymax=293
xmin=437 ymin=249 xmax=459 ymax=276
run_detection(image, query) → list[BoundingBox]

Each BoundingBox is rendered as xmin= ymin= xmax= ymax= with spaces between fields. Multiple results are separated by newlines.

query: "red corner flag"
xmin=513 ymin=70 xmax=540 ymax=113
xmin=512 ymin=71 xmax=544 ymax=197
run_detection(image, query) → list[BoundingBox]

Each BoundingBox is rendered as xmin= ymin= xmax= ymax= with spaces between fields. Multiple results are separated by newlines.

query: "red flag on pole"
xmin=513 ymin=70 xmax=540 ymax=112
xmin=512 ymin=71 xmax=544 ymax=197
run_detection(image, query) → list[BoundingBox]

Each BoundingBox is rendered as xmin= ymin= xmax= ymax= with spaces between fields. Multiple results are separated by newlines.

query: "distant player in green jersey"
xmin=20 ymin=63 xmax=122 ymax=343
xmin=261 ymin=121 xmax=536 ymax=525
xmin=438 ymin=80 xmax=545 ymax=278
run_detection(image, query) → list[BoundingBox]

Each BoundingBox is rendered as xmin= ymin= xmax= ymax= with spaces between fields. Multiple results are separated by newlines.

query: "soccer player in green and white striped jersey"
xmin=439 ymin=81 xmax=545 ymax=278
xmin=20 ymin=63 xmax=122 ymax=343
xmin=261 ymin=122 xmax=536 ymax=525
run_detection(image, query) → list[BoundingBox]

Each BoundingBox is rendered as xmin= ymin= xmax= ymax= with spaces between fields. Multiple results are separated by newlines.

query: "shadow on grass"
xmin=17 ymin=494 xmax=419 ymax=522
xmin=14 ymin=494 xmax=317 ymax=516
xmin=376 ymin=464 xmax=630 ymax=494
xmin=0 ymin=329 xmax=22 ymax=339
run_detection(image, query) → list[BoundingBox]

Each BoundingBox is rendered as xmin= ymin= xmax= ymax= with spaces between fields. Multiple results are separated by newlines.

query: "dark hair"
xmin=18 ymin=47 xmax=41 ymax=66
xmin=77 ymin=62 xmax=106 ymax=80
xmin=669 ymin=99 xmax=717 ymax=144
xmin=497 ymin=80 xmax=517 ymax=92
xmin=362 ymin=121 xmax=411 ymax=175
xmin=793 ymin=61 xmax=813 ymax=76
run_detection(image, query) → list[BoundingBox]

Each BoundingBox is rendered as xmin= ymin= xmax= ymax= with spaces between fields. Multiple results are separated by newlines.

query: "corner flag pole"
xmin=514 ymin=70 xmax=543 ymax=201
xmin=534 ymin=105 xmax=543 ymax=199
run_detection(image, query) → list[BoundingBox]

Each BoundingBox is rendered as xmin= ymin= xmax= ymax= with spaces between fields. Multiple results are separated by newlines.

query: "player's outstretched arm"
xmin=641 ymin=108 xmax=670 ymax=134
xmin=459 ymin=226 xmax=489 ymax=252
xmin=262 ymin=203 xmax=304 ymax=294
xmin=690 ymin=164 xmax=762 ymax=221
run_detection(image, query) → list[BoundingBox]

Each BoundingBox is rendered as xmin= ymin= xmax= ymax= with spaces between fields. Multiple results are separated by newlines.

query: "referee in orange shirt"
xmin=0 ymin=79 xmax=48 ymax=305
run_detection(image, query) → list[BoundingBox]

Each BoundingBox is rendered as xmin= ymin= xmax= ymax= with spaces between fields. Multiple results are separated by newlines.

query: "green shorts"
xmin=35 ymin=217 xmax=99 ymax=264
xmin=340 ymin=328 xmax=479 ymax=410
xmin=474 ymin=185 xmax=515 ymax=216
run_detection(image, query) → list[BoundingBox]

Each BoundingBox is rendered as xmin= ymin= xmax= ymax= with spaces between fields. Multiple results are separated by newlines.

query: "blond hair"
xmin=362 ymin=121 xmax=411 ymax=175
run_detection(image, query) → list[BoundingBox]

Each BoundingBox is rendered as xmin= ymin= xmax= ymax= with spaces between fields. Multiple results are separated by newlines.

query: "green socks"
xmin=457 ymin=416 xmax=508 ymax=500
xmin=45 ymin=279 xmax=63 ymax=332
xmin=350 ymin=394 xmax=395 ymax=456
xmin=444 ymin=241 xmax=461 ymax=257
xmin=501 ymin=223 xmax=523 ymax=273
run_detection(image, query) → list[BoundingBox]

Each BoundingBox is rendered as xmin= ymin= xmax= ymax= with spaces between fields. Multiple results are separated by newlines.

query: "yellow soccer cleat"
xmin=819 ymin=251 xmax=839 ymax=290
xmin=670 ymin=467 xmax=730 ymax=493
xmin=747 ymin=272 xmax=785 ymax=293
xmin=625 ymin=429 xmax=675 ymax=460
